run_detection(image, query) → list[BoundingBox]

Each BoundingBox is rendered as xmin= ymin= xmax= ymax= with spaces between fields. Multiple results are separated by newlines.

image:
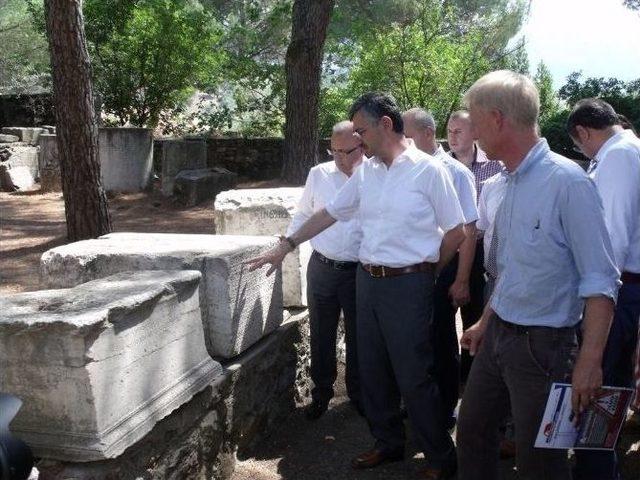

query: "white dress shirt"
xmin=477 ymin=171 xmax=507 ymax=272
xmin=590 ymin=129 xmax=640 ymax=274
xmin=433 ymin=145 xmax=478 ymax=224
xmin=326 ymin=145 xmax=464 ymax=267
xmin=287 ymin=160 xmax=362 ymax=262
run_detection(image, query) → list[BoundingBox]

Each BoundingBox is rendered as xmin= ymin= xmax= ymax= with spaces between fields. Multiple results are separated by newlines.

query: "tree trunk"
xmin=281 ymin=0 xmax=335 ymax=184
xmin=44 ymin=0 xmax=112 ymax=241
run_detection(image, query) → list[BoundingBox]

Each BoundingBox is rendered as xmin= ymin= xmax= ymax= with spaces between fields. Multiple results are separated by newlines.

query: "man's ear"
xmin=491 ymin=109 xmax=505 ymax=130
xmin=574 ymin=125 xmax=590 ymax=142
xmin=381 ymin=115 xmax=394 ymax=131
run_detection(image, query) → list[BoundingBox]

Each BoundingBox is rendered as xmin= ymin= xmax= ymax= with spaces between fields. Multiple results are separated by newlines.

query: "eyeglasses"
xmin=327 ymin=145 xmax=362 ymax=157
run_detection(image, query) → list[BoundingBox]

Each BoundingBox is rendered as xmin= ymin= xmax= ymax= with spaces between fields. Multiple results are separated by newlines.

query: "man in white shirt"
xmin=402 ymin=107 xmax=479 ymax=430
xmin=248 ymin=92 xmax=465 ymax=480
xmin=476 ymin=171 xmax=507 ymax=298
xmin=567 ymin=98 xmax=640 ymax=480
xmin=287 ymin=120 xmax=364 ymax=420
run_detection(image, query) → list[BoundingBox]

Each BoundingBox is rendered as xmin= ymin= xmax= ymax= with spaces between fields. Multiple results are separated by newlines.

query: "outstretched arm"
xmin=246 ymin=208 xmax=337 ymax=275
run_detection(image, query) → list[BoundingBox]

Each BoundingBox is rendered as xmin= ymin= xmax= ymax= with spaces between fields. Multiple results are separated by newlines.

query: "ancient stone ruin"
xmin=1 ymin=229 xmax=312 ymax=479
xmin=214 ymin=187 xmax=312 ymax=308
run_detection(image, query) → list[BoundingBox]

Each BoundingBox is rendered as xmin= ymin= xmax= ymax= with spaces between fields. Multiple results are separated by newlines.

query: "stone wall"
xmin=206 ymin=137 xmax=331 ymax=181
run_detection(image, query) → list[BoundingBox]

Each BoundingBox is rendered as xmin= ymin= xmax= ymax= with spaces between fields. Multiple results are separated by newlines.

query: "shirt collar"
xmin=510 ymin=138 xmax=548 ymax=178
xmin=594 ymin=130 xmax=627 ymax=163
xmin=473 ymin=145 xmax=490 ymax=165
xmin=373 ymin=144 xmax=421 ymax=167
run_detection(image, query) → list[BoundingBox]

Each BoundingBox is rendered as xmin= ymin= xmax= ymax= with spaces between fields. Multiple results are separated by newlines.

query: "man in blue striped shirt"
xmin=455 ymin=70 xmax=620 ymax=480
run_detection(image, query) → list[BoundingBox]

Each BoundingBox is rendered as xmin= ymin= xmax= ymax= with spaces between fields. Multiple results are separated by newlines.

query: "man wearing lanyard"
xmin=456 ymin=71 xmax=620 ymax=480
xmin=567 ymin=98 xmax=640 ymax=480
xmin=248 ymin=92 xmax=465 ymax=480
xmin=287 ymin=120 xmax=365 ymax=420
xmin=402 ymin=107 xmax=479 ymax=430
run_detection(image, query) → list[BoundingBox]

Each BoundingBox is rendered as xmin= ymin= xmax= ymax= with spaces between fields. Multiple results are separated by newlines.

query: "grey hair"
xmin=332 ymin=120 xmax=355 ymax=135
xmin=404 ymin=107 xmax=436 ymax=131
xmin=448 ymin=110 xmax=471 ymax=123
xmin=463 ymin=70 xmax=540 ymax=128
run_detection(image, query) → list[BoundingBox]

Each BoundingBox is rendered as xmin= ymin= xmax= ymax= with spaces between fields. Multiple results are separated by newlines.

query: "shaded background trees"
xmin=2 ymin=0 xmax=638 ymax=179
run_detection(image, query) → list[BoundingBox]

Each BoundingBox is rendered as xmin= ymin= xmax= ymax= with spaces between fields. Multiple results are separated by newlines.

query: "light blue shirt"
xmin=434 ymin=145 xmax=478 ymax=224
xmin=490 ymin=139 xmax=620 ymax=327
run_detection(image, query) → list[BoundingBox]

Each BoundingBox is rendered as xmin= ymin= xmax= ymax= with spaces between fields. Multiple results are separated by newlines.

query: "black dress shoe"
xmin=419 ymin=462 xmax=457 ymax=480
xmin=305 ymin=400 xmax=328 ymax=420
xmin=351 ymin=447 xmax=404 ymax=469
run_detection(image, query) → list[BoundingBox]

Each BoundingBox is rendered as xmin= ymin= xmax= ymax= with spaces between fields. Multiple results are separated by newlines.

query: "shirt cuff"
xmin=578 ymin=273 xmax=621 ymax=303
xmin=325 ymin=201 xmax=348 ymax=222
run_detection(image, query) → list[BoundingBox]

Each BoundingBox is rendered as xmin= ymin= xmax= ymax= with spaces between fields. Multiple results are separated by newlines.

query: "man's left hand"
xmin=449 ymin=280 xmax=471 ymax=307
xmin=571 ymin=354 xmax=603 ymax=421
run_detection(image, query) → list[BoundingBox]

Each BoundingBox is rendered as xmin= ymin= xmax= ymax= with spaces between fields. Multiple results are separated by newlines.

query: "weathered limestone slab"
xmin=1 ymin=127 xmax=46 ymax=145
xmin=36 ymin=310 xmax=311 ymax=480
xmin=214 ymin=188 xmax=312 ymax=307
xmin=40 ymin=232 xmax=283 ymax=359
xmin=157 ymin=137 xmax=207 ymax=196
xmin=38 ymin=133 xmax=61 ymax=192
xmin=99 ymin=127 xmax=153 ymax=192
xmin=0 ymin=134 xmax=19 ymax=143
xmin=0 ymin=165 xmax=35 ymax=190
xmin=0 ymin=270 xmax=222 ymax=462
xmin=174 ymin=167 xmax=237 ymax=206
xmin=0 ymin=143 xmax=38 ymax=191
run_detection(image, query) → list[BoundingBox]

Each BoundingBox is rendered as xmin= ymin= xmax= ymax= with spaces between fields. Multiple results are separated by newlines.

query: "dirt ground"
xmin=1 ymin=185 xmax=639 ymax=479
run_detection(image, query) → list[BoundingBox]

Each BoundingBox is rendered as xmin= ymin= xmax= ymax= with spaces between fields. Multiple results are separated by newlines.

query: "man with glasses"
xmin=567 ymin=98 xmax=640 ymax=480
xmin=248 ymin=92 xmax=465 ymax=479
xmin=286 ymin=120 xmax=365 ymax=420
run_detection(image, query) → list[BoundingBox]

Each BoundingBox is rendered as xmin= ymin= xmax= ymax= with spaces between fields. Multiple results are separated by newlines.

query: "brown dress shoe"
xmin=351 ymin=447 xmax=404 ymax=469
xmin=418 ymin=462 xmax=457 ymax=479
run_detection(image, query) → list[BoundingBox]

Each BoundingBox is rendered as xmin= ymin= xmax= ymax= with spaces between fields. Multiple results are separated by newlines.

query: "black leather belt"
xmin=496 ymin=316 xmax=577 ymax=335
xmin=622 ymin=271 xmax=640 ymax=284
xmin=312 ymin=251 xmax=358 ymax=270
xmin=361 ymin=262 xmax=434 ymax=278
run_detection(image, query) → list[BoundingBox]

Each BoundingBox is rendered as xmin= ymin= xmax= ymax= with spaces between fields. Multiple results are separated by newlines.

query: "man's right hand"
xmin=245 ymin=241 xmax=292 ymax=275
xmin=460 ymin=318 xmax=488 ymax=356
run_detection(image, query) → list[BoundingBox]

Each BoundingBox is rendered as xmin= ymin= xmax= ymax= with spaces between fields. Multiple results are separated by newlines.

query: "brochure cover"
xmin=535 ymin=383 xmax=634 ymax=450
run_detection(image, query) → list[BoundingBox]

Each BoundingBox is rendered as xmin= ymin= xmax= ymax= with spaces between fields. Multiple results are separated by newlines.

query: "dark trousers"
xmin=457 ymin=316 xmax=578 ymax=480
xmin=573 ymin=282 xmax=640 ymax=480
xmin=356 ymin=267 xmax=455 ymax=468
xmin=433 ymin=245 xmax=486 ymax=424
xmin=307 ymin=252 xmax=359 ymax=404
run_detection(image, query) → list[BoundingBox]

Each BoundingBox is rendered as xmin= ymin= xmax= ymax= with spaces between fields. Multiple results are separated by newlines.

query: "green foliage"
xmin=319 ymin=0 xmax=529 ymax=136
xmin=534 ymin=61 xmax=560 ymax=122
xmin=0 ymin=0 xmax=50 ymax=94
xmin=539 ymin=72 xmax=640 ymax=162
xmin=84 ymin=0 xmax=225 ymax=128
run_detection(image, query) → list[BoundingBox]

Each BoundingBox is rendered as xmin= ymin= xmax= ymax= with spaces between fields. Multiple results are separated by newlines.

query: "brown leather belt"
xmin=622 ymin=271 xmax=640 ymax=284
xmin=361 ymin=262 xmax=434 ymax=278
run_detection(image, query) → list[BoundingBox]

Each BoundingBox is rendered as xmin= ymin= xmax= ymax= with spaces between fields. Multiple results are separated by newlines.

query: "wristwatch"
xmin=278 ymin=235 xmax=297 ymax=250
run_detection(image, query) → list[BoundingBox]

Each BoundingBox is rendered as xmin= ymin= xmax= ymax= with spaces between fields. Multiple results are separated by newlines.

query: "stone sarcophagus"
xmin=40 ymin=233 xmax=283 ymax=359
xmin=0 ymin=270 xmax=222 ymax=462
xmin=214 ymin=188 xmax=312 ymax=307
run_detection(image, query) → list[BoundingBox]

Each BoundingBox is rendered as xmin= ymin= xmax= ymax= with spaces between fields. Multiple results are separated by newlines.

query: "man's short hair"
xmin=566 ymin=98 xmax=619 ymax=137
xmin=332 ymin=120 xmax=354 ymax=136
xmin=463 ymin=70 xmax=540 ymax=128
xmin=404 ymin=108 xmax=436 ymax=131
xmin=349 ymin=92 xmax=404 ymax=134
xmin=448 ymin=110 xmax=471 ymax=124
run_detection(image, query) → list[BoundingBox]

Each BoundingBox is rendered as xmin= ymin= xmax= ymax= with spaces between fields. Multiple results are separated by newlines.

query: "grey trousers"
xmin=356 ymin=266 xmax=455 ymax=468
xmin=307 ymin=252 xmax=359 ymax=404
xmin=457 ymin=316 xmax=578 ymax=480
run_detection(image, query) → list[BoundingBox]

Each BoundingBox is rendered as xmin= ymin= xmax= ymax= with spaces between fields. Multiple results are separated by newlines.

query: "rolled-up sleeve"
xmin=287 ymin=168 xmax=316 ymax=236
xmin=560 ymin=178 xmax=621 ymax=301
xmin=325 ymin=167 xmax=361 ymax=221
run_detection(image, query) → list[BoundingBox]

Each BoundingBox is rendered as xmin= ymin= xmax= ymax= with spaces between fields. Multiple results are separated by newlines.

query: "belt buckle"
xmin=370 ymin=265 xmax=386 ymax=278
